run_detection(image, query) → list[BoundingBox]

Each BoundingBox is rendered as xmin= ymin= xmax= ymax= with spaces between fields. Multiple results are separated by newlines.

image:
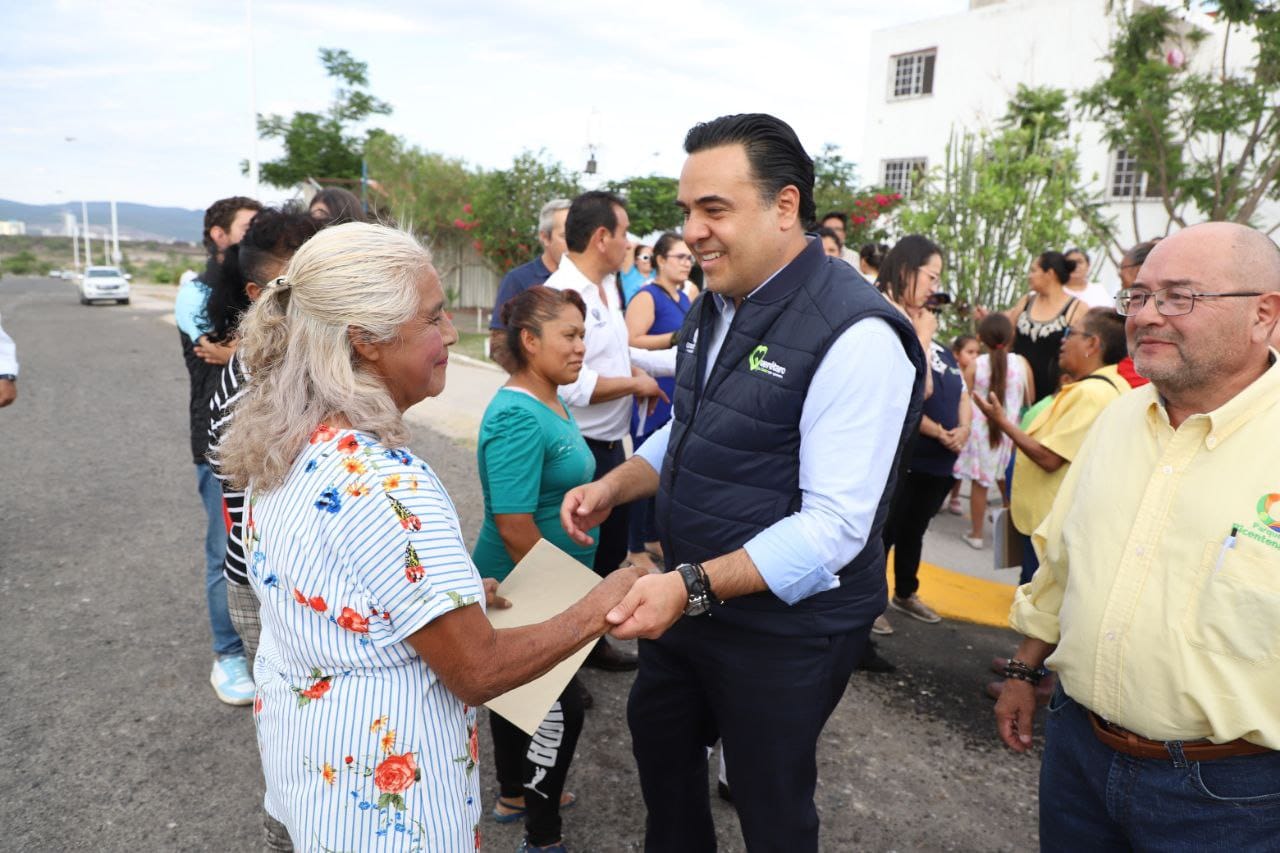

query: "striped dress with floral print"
xmin=247 ymin=426 xmax=486 ymax=852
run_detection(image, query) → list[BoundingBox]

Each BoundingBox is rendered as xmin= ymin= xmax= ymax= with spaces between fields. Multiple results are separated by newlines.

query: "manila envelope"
xmin=484 ymin=538 xmax=602 ymax=735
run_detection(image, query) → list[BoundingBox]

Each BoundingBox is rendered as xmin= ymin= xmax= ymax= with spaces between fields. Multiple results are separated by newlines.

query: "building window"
xmin=882 ymin=158 xmax=927 ymax=196
xmin=1109 ymin=149 xmax=1163 ymax=199
xmin=890 ymin=50 xmax=936 ymax=99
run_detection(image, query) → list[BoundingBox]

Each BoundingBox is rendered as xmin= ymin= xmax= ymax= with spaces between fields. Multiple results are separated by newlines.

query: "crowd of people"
xmin=165 ymin=113 xmax=1280 ymax=852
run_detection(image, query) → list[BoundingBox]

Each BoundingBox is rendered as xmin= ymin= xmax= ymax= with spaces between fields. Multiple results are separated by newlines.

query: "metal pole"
xmin=245 ymin=0 xmax=260 ymax=195
xmin=361 ymin=159 xmax=368 ymax=214
xmin=110 ymin=200 xmax=121 ymax=264
xmin=72 ymin=223 xmax=80 ymax=271
xmin=80 ymin=200 xmax=91 ymax=268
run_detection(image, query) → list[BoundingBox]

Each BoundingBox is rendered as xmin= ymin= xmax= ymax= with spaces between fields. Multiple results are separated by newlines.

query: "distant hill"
xmin=0 ymin=199 xmax=203 ymax=244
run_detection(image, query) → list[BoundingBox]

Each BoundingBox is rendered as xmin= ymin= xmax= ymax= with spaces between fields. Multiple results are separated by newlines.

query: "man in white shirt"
xmin=819 ymin=211 xmax=859 ymax=267
xmin=546 ymin=190 xmax=674 ymax=670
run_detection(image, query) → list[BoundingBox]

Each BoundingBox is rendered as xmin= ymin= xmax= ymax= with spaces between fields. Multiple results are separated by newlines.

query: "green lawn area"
xmin=453 ymin=331 xmax=491 ymax=362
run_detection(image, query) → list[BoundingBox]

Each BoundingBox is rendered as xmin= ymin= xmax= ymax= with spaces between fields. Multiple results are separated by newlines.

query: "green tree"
xmin=364 ymin=135 xmax=476 ymax=239
xmin=899 ymin=87 xmax=1111 ymax=328
xmin=248 ymin=48 xmax=393 ymax=188
xmin=467 ymin=151 xmax=581 ymax=274
xmin=1078 ymin=2 xmax=1280 ymax=232
xmin=606 ymin=175 xmax=681 ymax=237
xmin=812 ymin=143 xmax=860 ymax=221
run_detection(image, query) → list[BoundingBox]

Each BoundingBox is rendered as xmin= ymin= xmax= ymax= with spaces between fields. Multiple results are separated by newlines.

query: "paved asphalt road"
xmin=0 ymin=275 xmax=1043 ymax=852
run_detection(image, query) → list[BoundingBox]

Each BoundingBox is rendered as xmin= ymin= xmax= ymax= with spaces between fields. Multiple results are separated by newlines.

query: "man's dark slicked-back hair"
xmin=684 ymin=113 xmax=816 ymax=225
xmin=565 ymin=191 xmax=627 ymax=253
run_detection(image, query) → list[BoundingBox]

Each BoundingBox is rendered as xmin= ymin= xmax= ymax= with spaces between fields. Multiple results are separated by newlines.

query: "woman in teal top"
xmin=472 ymin=285 xmax=594 ymax=853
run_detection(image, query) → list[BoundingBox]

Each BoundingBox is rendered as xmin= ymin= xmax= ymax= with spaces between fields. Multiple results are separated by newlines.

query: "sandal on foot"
xmin=493 ymin=792 xmax=576 ymax=823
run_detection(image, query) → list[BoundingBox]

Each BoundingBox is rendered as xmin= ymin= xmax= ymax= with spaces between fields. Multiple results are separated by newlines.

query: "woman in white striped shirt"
xmin=215 ymin=223 xmax=642 ymax=852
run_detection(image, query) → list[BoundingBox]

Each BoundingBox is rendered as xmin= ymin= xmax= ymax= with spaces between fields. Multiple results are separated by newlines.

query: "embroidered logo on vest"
xmin=748 ymin=344 xmax=787 ymax=379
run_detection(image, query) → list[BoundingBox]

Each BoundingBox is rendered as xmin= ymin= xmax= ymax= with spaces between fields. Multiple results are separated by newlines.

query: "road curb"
xmin=893 ymin=560 xmax=1016 ymax=628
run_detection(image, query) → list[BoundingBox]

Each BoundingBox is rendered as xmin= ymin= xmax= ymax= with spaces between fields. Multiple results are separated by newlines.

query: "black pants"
xmin=585 ymin=438 xmax=629 ymax=577
xmin=488 ymin=677 xmax=586 ymax=846
xmin=882 ymin=469 xmax=954 ymax=600
xmin=628 ymin=616 xmax=869 ymax=852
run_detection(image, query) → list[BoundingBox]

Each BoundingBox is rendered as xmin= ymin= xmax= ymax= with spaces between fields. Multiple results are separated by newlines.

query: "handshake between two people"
xmin=558 ymin=476 xmax=689 ymax=642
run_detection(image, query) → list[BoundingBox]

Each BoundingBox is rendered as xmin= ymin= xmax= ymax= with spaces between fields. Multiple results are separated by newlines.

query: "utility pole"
xmin=110 ymin=200 xmax=121 ymax=264
xmin=80 ymin=200 xmax=91 ymax=269
xmin=72 ymin=223 xmax=80 ymax=271
xmin=245 ymin=0 xmax=260 ymax=196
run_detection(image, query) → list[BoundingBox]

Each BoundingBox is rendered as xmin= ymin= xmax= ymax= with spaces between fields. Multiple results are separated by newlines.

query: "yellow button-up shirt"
xmin=1010 ymin=364 xmax=1127 ymax=535
xmin=1010 ymin=353 xmax=1280 ymax=748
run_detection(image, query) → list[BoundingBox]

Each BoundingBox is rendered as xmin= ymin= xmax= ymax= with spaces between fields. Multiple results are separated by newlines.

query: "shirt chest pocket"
xmin=1182 ymin=538 xmax=1280 ymax=664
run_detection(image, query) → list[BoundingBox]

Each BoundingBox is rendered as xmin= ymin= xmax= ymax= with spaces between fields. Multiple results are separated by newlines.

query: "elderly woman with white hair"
xmin=215 ymin=223 xmax=641 ymax=852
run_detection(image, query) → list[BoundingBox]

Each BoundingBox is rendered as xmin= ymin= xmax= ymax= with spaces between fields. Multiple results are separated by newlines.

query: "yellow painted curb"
xmin=889 ymin=559 xmax=1016 ymax=629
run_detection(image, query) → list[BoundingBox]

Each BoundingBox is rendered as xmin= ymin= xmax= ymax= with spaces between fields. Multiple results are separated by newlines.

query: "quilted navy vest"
xmin=655 ymin=239 xmax=926 ymax=637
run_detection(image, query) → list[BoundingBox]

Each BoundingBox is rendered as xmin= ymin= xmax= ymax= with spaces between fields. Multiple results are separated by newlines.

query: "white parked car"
xmin=80 ymin=265 xmax=131 ymax=305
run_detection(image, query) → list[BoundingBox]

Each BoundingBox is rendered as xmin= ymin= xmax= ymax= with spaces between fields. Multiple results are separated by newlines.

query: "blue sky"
xmin=2 ymin=0 xmax=967 ymax=211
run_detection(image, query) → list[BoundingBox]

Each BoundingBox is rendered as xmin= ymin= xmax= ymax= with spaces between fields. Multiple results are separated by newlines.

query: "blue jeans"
xmin=196 ymin=463 xmax=242 ymax=657
xmin=1041 ymin=687 xmax=1280 ymax=851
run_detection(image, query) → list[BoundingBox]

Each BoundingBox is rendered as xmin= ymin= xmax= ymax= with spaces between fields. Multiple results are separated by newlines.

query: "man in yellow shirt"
xmin=995 ymin=222 xmax=1280 ymax=849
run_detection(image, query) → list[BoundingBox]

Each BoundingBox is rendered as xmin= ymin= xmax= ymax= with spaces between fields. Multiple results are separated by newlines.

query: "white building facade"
xmin=862 ymin=0 xmax=1279 ymax=288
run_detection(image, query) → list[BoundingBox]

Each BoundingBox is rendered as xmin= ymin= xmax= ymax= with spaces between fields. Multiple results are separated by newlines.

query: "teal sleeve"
xmin=480 ymin=405 xmax=545 ymax=514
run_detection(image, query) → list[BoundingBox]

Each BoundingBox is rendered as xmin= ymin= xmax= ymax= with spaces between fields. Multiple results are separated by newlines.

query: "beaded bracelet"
xmin=1002 ymin=658 xmax=1043 ymax=685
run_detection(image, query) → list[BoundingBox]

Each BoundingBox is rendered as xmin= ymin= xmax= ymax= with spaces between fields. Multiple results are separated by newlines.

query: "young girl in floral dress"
xmin=953 ymin=314 xmax=1033 ymax=548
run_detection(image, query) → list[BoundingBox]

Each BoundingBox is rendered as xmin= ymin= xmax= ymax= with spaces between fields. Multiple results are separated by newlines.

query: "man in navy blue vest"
xmin=560 ymin=114 xmax=926 ymax=851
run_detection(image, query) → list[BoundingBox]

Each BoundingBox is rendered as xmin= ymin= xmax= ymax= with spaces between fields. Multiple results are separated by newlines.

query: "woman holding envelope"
xmin=472 ymin=285 xmax=600 ymax=853
xmin=214 ymin=225 xmax=640 ymax=853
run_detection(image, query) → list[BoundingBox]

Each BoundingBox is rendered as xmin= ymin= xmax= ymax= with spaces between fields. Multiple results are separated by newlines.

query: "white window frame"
xmin=1109 ymin=148 xmax=1163 ymax=200
xmin=882 ymin=158 xmax=928 ymax=196
xmin=888 ymin=49 xmax=937 ymax=100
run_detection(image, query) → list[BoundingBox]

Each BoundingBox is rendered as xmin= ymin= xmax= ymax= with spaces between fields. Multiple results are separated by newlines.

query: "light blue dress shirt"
xmin=634 ymin=290 xmax=914 ymax=605
xmin=174 ymin=276 xmax=211 ymax=340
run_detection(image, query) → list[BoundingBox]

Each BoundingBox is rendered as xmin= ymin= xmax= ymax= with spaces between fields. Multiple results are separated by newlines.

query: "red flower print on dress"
xmin=291 ymin=668 xmax=333 ymax=707
xmin=373 ymin=752 xmax=420 ymax=811
xmin=254 ymin=695 xmax=263 ymax=714
xmin=301 ymin=679 xmax=331 ymax=700
xmin=308 ymin=595 xmax=327 ymax=612
xmin=293 ymin=588 xmax=307 ymax=605
xmin=469 ymin=724 xmax=479 ymax=764
xmin=475 ymin=826 xmax=482 ymax=850
xmin=321 ymin=762 xmax=336 ymax=785
xmin=335 ymin=606 xmax=369 ymax=634
xmin=309 ymin=424 xmax=338 ymax=444
xmin=337 ymin=434 xmax=360 ymax=454
xmin=345 ymin=482 xmax=370 ymax=498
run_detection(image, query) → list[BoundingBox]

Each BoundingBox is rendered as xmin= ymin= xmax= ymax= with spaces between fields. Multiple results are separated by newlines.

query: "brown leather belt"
xmin=1089 ymin=712 xmax=1272 ymax=761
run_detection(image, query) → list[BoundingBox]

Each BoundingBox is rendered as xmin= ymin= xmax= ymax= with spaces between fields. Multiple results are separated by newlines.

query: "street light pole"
xmin=245 ymin=0 xmax=260 ymax=196
xmin=110 ymin=200 xmax=121 ymax=265
xmin=80 ymin=200 xmax=91 ymax=269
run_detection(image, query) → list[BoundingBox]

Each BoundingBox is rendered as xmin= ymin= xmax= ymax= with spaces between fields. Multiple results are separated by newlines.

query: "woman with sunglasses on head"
xmin=623 ymin=232 xmax=695 ymax=571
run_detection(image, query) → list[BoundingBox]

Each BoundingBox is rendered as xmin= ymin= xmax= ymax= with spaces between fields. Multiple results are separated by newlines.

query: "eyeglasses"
xmin=637 ymin=254 xmax=652 ymax=261
xmin=1115 ymin=286 xmax=1264 ymax=317
xmin=664 ymin=253 xmax=694 ymax=263
xmin=1060 ymin=326 xmax=1093 ymax=341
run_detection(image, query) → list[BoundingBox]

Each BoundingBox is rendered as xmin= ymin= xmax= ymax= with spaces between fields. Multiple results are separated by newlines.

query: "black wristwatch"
xmin=0 ymin=374 xmax=14 ymax=382
xmin=675 ymin=562 xmax=713 ymax=616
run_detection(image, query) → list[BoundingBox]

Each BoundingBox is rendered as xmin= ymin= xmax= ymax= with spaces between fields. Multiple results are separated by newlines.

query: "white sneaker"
xmin=211 ymin=655 xmax=255 ymax=706
xmin=962 ymin=534 xmax=984 ymax=550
